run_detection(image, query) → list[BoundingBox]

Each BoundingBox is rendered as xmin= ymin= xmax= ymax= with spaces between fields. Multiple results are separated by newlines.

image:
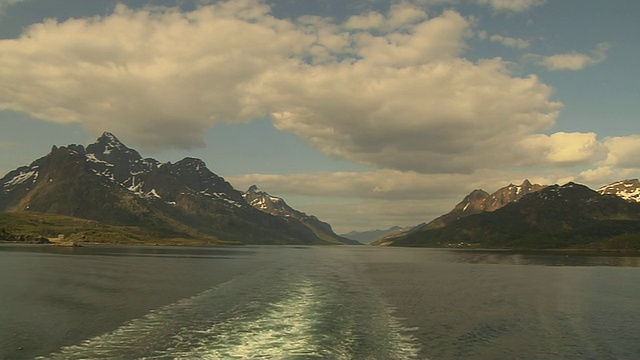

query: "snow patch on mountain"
xmin=146 ymin=189 xmax=161 ymax=199
xmin=3 ymin=169 xmax=38 ymax=188
xmin=243 ymin=185 xmax=291 ymax=215
xmin=86 ymin=153 xmax=112 ymax=166
xmin=598 ymin=179 xmax=640 ymax=203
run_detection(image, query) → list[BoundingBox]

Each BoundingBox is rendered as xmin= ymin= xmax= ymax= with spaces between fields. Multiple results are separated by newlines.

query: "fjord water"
xmin=0 ymin=246 xmax=638 ymax=359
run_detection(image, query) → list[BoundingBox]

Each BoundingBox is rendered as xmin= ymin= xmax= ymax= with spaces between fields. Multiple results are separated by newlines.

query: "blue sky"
xmin=1 ymin=0 xmax=639 ymax=232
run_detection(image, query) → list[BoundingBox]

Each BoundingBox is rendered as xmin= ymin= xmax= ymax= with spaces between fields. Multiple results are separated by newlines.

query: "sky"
xmin=1 ymin=0 xmax=639 ymax=233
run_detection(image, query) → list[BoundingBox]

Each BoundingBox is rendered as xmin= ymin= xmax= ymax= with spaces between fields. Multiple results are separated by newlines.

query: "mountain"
xmin=598 ymin=179 xmax=640 ymax=203
xmin=340 ymin=226 xmax=404 ymax=244
xmin=386 ymin=182 xmax=640 ymax=250
xmin=243 ymin=185 xmax=360 ymax=245
xmin=425 ymin=179 xmax=546 ymax=230
xmin=373 ymin=180 xmax=545 ymax=245
xmin=0 ymin=132 xmax=342 ymax=245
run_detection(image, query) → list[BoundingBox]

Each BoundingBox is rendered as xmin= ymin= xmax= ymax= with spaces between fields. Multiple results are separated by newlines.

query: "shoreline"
xmin=1 ymin=241 xmax=639 ymax=254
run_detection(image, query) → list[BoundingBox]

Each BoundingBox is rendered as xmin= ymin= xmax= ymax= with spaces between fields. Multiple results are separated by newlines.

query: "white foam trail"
xmin=170 ymin=278 xmax=324 ymax=359
xmin=39 ymin=270 xmax=422 ymax=359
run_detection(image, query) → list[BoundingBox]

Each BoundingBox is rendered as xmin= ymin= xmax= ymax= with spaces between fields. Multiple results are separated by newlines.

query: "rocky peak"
xmin=84 ymin=132 xmax=154 ymax=186
xmin=86 ymin=132 xmax=143 ymax=165
xmin=174 ymin=157 xmax=207 ymax=171
xmin=526 ymin=182 xmax=598 ymax=202
xmin=243 ymin=186 xmax=288 ymax=215
xmin=483 ymin=179 xmax=545 ymax=211
xmin=165 ymin=158 xmax=244 ymax=203
xmin=597 ymin=179 xmax=640 ymax=203
xmin=456 ymin=189 xmax=490 ymax=212
xmin=425 ymin=179 xmax=546 ymax=229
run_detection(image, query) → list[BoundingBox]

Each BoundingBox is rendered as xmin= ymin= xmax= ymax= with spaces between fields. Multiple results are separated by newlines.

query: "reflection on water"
xmin=447 ymin=249 xmax=640 ymax=267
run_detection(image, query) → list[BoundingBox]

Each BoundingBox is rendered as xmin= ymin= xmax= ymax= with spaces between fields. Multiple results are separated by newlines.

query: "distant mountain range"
xmin=340 ymin=226 xmax=409 ymax=244
xmin=0 ymin=132 xmax=356 ymax=245
xmin=379 ymin=180 xmax=640 ymax=250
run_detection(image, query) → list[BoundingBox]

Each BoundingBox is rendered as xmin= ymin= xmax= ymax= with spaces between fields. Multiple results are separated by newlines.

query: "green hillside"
xmin=0 ymin=211 xmax=232 ymax=246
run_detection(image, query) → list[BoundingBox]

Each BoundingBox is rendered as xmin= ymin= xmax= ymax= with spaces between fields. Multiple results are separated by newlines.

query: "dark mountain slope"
xmin=425 ymin=179 xmax=545 ymax=230
xmin=389 ymin=183 xmax=640 ymax=250
xmin=374 ymin=180 xmax=545 ymax=245
xmin=1 ymin=145 xmax=156 ymax=226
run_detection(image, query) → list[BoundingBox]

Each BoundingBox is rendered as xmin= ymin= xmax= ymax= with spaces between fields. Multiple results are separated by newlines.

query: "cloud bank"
xmin=0 ymin=0 xmax=571 ymax=173
xmin=0 ymin=1 xmax=633 ymax=178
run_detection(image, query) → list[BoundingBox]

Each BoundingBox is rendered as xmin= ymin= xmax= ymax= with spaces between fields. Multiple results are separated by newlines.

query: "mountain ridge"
xmin=384 ymin=182 xmax=640 ymax=249
xmin=597 ymin=179 xmax=640 ymax=203
xmin=374 ymin=179 xmax=546 ymax=245
xmin=0 ymin=132 xmax=351 ymax=245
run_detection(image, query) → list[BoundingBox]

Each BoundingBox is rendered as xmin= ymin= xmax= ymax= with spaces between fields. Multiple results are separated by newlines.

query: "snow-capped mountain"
xmin=0 ymin=132 xmax=341 ymax=245
xmin=244 ymin=185 xmax=295 ymax=217
xmin=243 ymin=185 xmax=360 ymax=245
xmin=597 ymin=179 xmax=640 ymax=203
xmin=85 ymin=132 xmax=158 ymax=184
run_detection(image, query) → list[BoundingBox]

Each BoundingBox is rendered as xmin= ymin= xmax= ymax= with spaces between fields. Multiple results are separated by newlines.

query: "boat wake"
xmin=40 ymin=263 xmax=421 ymax=359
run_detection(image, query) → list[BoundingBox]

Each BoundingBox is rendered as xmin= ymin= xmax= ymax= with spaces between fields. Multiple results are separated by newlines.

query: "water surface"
xmin=0 ymin=245 xmax=638 ymax=359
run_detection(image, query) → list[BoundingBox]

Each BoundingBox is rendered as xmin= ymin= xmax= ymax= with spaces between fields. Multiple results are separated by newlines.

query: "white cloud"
xmin=600 ymin=135 xmax=640 ymax=169
xmin=0 ymin=2 xmax=310 ymax=148
xmin=228 ymin=169 xmax=554 ymax=201
xmin=518 ymin=132 xmax=607 ymax=167
xmin=477 ymin=0 xmax=546 ymax=12
xmin=526 ymin=43 xmax=610 ymax=71
xmin=569 ymin=134 xmax=640 ymax=188
xmin=261 ymin=56 xmax=560 ymax=173
xmin=231 ymin=170 xmax=468 ymax=201
xmin=0 ymin=0 xmax=572 ymax=175
xmin=577 ymin=167 xmax=639 ymax=188
xmin=489 ymin=34 xmax=530 ymax=49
